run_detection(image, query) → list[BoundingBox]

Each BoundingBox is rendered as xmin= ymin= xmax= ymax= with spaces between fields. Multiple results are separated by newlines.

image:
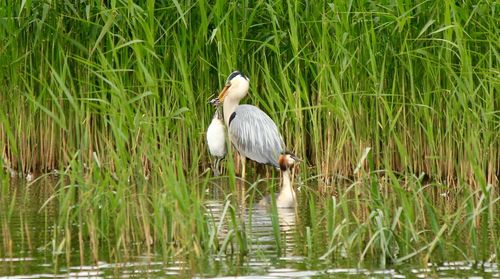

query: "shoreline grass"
xmin=0 ymin=0 xmax=497 ymax=185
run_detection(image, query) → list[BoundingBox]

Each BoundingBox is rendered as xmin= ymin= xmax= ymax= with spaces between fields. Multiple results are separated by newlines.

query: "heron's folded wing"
xmin=229 ymin=105 xmax=285 ymax=168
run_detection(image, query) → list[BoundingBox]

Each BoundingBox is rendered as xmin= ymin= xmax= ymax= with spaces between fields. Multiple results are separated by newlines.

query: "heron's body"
xmin=227 ymin=105 xmax=284 ymax=168
xmin=206 ymin=107 xmax=226 ymax=176
xmin=215 ymin=71 xmax=286 ymax=179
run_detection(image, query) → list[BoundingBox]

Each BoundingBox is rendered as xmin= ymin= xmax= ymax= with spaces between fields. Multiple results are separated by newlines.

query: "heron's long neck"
xmin=223 ymin=96 xmax=240 ymax=126
xmin=277 ymin=169 xmax=296 ymax=206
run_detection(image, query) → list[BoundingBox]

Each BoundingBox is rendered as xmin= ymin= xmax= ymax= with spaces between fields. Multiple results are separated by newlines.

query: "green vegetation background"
xmin=0 ymin=0 xmax=498 ymax=268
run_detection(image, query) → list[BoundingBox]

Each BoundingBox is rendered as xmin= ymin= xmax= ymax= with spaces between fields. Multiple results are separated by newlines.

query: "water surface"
xmin=1 ymin=178 xmax=498 ymax=278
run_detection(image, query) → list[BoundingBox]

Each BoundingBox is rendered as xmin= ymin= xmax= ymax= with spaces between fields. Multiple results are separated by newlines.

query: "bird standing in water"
xmin=211 ymin=71 xmax=285 ymax=180
xmin=259 ymin=152 xmax=301 ymax=208
xmin=206 ymin=105 xmax=226 ymax=176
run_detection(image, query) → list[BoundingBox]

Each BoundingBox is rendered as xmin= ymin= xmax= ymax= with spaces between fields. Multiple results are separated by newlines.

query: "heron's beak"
xmin=217 ymin=84 xmax=231 ymax=103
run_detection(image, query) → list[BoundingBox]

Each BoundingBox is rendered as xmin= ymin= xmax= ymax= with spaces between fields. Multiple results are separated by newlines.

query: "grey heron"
xmin=212 ymin=71 xmax=287 ymax=180
xmin=206 ymin=105 xmax=226 ymax=176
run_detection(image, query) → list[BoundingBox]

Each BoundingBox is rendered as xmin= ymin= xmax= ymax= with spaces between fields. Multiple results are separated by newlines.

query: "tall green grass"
xmin=0 ymin=0 xmax=498 ymax=271
xmin=0 ymin=1 xmax=497 ymax=183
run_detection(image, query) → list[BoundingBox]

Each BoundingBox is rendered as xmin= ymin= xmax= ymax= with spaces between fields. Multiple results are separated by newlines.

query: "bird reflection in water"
xmin=205 ymin=153 xmax=301 ymax=256
xmin=205 ymin=198 xmax=298 ymax=257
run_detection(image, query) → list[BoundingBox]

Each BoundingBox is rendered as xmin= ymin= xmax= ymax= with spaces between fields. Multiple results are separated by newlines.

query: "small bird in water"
xmin=206 ymin=105 xmax=226 ymax=176
xmin=259 ymin=152 xmax=301 ymax=208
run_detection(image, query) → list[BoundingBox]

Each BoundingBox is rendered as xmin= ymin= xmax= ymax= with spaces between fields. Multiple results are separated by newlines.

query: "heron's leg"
xmin=235 ymin=152 xmax=241 ymax=175
xmin=213 ymin=158 xmax=221 ymax=176
xmin=241 ymin=155 xmax=246 ymax=181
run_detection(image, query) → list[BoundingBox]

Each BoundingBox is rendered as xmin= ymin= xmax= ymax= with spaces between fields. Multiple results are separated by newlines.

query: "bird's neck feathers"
xmin=223 ymin=90 xmax=246 ymax=126
xmin=223 ymin=98 xmax=237 ymax=126
xmin=277 ymin=169 xmax=296 ymax=207
xmin=282 ymin=169 xmax=293 ymax=192
xmin=222 ymin=76 xmax=249 ymax=126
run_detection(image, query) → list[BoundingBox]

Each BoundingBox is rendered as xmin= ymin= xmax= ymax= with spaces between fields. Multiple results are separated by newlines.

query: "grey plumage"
xmin=228 ymin=104 xmax=284 ymax=168
xmin=213 ymin=70 xmax=290 ymax=179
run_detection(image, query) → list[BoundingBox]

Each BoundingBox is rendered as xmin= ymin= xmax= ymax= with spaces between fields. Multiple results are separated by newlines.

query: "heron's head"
xmin=216 ymin=71 xmax=250 ymax=104
xmin=278 ymin=152 xmax=301 ymax=171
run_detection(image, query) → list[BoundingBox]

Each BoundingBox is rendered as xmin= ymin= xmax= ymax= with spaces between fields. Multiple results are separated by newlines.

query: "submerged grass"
xmin=0 ymin=0 xmax=498 ymax=273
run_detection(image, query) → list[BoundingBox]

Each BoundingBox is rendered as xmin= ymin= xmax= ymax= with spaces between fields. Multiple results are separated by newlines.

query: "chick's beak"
xmin=291 ymin=154 xmax=302 ymax=163
xmin=217 ymin=84 xmax=230 ymax=103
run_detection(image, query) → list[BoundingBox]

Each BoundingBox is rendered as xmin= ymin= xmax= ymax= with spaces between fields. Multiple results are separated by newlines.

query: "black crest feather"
xmin=229 ymin=112 xmax=237 ymax=126
xmin=226 ymin=71 xmax=241 ymax=83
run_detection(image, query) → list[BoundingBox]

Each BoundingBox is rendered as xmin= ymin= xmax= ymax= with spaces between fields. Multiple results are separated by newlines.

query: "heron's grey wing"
xmin=228 ymin=105 xmax=285 ymax=168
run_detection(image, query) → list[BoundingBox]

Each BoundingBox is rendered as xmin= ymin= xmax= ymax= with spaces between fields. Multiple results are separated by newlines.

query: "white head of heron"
xmin=217 ymin=71 xmax=250 ymax=103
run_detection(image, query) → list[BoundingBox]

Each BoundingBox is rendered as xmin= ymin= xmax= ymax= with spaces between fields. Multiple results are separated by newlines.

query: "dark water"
xmin=1 ymin=178 xmax=498 ymax=278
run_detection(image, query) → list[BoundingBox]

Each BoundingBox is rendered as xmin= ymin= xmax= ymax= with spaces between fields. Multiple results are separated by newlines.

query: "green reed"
xmin=0 ymin=0 xmax=498 ymax=271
